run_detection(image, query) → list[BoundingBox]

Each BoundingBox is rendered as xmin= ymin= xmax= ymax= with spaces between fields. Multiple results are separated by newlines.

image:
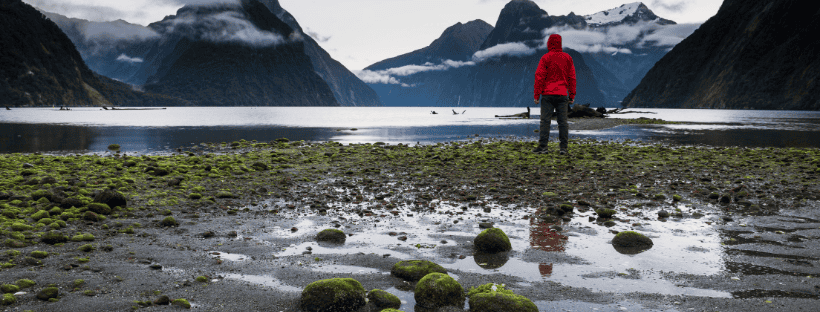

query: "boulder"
xmin=40 ymin=231 xmax=67 ymax=244
xmin=474 ymin=228 xmax=512 ymax=253
xmin=595 ymin=208 xmax=617 ymax=218
xmin=300 ymin=278 xmax=366 ymax=312
xmin=60 ymin=197 xmax=84 ymax=209
xmin=468 ymin=283 xmax=537 ymax=312
xmin=87 ymin=203 xmax=111 ymax=215
xmin=36 ymin=287 xmax=59 ymax=301
xmin=366 ymin=289 xmax=401 ymax=310
xmin=612 ymin=231 xmax=653 ymax=254
xmin=94 ymin=189 xmax=126 ymax=208
xmin=568 ymin=103 xmax=604 ymax=118
xmin=316 ymin=229 xmax=346 ymax=244
xmin=414 ymin=273 xmax=464 ymax=309
xmin=391 ymin=260 xmax=447 ymax=281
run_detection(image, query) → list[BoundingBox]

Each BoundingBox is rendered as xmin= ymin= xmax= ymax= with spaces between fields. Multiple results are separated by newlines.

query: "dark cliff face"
xmin=366 ymin=20 xmax=494 ymax=71
xmin=143 ymin=0 xmax=339 ymax=106
xmin=257 ymin=0 xmax=382 ymax=106
xmin=623 ymin=0 xmax=820 ymax=110
xmin=480 ymin=0 xmax=554 ymax=50
xmin=0 ymin=0 xmax=185 ymax=107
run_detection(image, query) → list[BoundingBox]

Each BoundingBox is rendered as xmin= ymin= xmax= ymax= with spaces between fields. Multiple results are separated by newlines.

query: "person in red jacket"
xmin=533 ymin=34 xmax=576 ymax=155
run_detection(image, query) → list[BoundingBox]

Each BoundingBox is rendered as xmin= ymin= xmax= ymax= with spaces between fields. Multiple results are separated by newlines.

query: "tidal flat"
xmin=1 ymin=125 xmax=819 ymax=311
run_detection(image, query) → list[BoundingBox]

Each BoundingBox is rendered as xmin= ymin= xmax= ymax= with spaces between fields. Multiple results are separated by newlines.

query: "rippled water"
xmin=1 ymin=107 xmax=819 ymax=153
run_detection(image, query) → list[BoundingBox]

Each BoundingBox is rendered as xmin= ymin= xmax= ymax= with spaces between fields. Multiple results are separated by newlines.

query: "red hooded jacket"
xmin=534 ymin=34 xmax=576 ymax=101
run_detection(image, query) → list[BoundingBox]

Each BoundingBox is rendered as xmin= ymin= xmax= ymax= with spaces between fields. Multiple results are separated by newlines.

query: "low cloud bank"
xmin=159 ymin=7 xmax=289 ymax=47
xmin=472 ymin=42 xmax=537 ymax=62
xmin=356 ymin=60 xmax=475 ymax=87
xmin=116 ymin=54 xmax=144 ymax=63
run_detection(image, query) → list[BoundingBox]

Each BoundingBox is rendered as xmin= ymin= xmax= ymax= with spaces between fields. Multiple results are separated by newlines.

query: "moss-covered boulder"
xmin=612 ymin=231 xmax=654 ymax=254
xmin=367 ymin=289 xmax=401 ymax=310
xmin=596 ymin=208 xmax=617 ymax=218
xmin=172 ymin=298 xmax=191 ymax=308
xmin=390 ymin=260 xmax=447 ymax=281
xmin=15 ymin=279 xmax=35 ymax=288
xmin=87 ymin=203 xmax=111 ymax=215
xmin=161 ymin=216 xmax=179 ymax=227
xmin=36 ymin=287 xmax=59 ymax=301
xmin=414 ymin=273 xmax=464 ymax=309
xmin=93 ymin=189 xmax=126 ymax=208
xmin=41 ymin=231 xmax=67 ymax=244
xmin=316 ymin=229 xmax=346 ymax=243
xmin=474 ymin=228 xmax=512 ymax=253
xmin=467 ymin=283 xmax=537 ymax=312
xmin=2 ymin=293 xmax=15 ymax=306
xmin=300 ymin=278 xmax=366 ymax=312
xmin=1 ymin=284 xmax=20 ymax=294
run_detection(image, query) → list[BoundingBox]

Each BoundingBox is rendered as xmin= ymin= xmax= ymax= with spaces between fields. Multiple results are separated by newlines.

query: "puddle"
xmin=310 ymin=264 xmax=385 ymax=275
xmin=534 ymin=300 xmax=677 ymax=312
xmin=222 ymin=273 xmax=301 ymax=292
xmin=208 ymin=251 xmax=250 ymax=262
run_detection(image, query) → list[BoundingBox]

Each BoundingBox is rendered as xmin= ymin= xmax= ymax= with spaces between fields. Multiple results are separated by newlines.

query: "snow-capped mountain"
xmin=582 ymin=2 xmax=675 ymax=27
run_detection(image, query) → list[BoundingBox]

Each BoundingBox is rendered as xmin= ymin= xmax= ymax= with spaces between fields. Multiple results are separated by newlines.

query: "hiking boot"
xmin=559 ymin=149 xmax=569 ymax=156
xmin=532 ymin=146 xmax=549 ymax=154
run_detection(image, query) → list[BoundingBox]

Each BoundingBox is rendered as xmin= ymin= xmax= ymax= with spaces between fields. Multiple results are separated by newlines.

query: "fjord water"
xmin=1 ymin=107 xmax=819 ymax=154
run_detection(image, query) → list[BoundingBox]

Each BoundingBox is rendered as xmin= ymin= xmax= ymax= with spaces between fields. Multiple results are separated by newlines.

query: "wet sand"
xmin=1 ymin=120 xmax=818 ymax=311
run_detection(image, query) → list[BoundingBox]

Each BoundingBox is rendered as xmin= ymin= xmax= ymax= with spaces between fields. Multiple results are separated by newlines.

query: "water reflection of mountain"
xmin=530 ymin=217 xmax=567 ymax=277
xmin=0 ymin=124 xmax=93 ymax=153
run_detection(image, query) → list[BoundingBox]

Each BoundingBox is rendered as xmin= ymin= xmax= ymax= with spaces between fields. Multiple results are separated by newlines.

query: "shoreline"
xmin=1 ymin=136 xmax=818 ymax=311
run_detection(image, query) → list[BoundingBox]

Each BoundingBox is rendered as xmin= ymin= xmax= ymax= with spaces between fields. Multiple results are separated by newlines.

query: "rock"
xmin=172 ymin=298 xmax=191 ymax=308
xmin=251 ymin=162 xmax=269 ymax=171
xmin=657 ymin=210 xmax=670 ymax=218
xmin=467 ymin=283 xmax=538 ymax=312
xmin=146 ymin=167 xmax=169 ymax=176
xmin=154 ymin=295 xmax=171 ymax=305
xmin=40 ymin=231 xmax=67 ymax=244
xmin=415 ymin=273 xmax=464 ymax=309
xmin=1 ymin=284 xmax=20 ymax=294
xmin=36 ymin=287 xmax=59 ymax=301
xmin=300 ymin=278 xmax=366 ymax=312
xmin=367 ymin=289 xmax=401 ymax=310
xmin=595 ymin=208 xmax=617 ymax=218
xmin=559 ymin=204 xmax=574 ymax=213
xmin=60 ymin=197 xmax=84 ymax=209
xmin=94 ymin=189 xmax=127 ymax=208
xmin=39 ymin=176 xmax=57 ymax=184
xmin=391 ymin=260 xmax=447 ymax=281
xmin=478 ymin=222 xmax=494 ymax=229
xmin=719 ymin=194 xmax=732 ymax=204
xmin=83 ymin=211 xmax=100 ymax=222
xmin=316 ymin=229 xmax=346 ymax=243
xmin=2 ymin=293 xmax=15 ymax=305
xmin=612 ymin=231 xmax=653 ymax=254
xmin=167 ymin=177 xmax=183 ymax=187
xmin=161 ymin=217 xmax=179 ymax=227
xmin=87 ymin=203 xmax=111 ymax=215
xmin=474 ymin=228 xmax=512 ymax=253
xmin=568 ymin=103 xmax=604 ymax=118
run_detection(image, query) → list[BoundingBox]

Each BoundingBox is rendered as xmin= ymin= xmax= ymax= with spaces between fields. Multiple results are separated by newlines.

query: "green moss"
xmin=75 ymin=257 xmax=89 ymax=263
xmin=1 ymin=284 xmax=20 ymax=294
xmin=160 ymin=216 xmax=178 ymax=227
xmin=188 ymin=193 xmax=202 ymax=200
xmin=78 ymin=244 xmax=95 ymax=252
xmin=1 ymin=293 xmax=15 ymax=305
xmin=414 ymin=273 xmax=464 ymax=308
xmin=30 ymin=210 xmax=49 ymax=221
xmin=467 ymin=283 xmax=538 ymax=312
xmin=316 ymin=229 xmax=346 ymax=243
xmin=301 ymin=278 xmax=366 ymax=312
xmin=15 ymin=279 xmax=35 ymax=288
xmin=367 ymin=289 xmax=401 ymax=310
xmin=71 ymin=233 xmax=95 ymax=242
xmin=672 ymin=194 xmax=682 ymax=201
xmin=9 ymin=223 xmax=32 ymax=231
xmin=596 ymin=208 xmax=617 ymax=218
xmin=30 ymin=250 xmax=48 ymax=259
xmin=195 ymin=276 xmax=208 ymax=283
xmin=390 ymin=260 xmax=447 ymax=281
xmin=172 ymin=298 xmax=191 ymax=308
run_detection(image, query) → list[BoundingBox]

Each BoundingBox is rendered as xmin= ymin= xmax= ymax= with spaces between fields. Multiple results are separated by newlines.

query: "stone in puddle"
xmin=316 ymin=229 xmax=345 ymax=243
xmin=612 ymin=231 xmax=653 ymax=254
xmin=415 ymin=273 xmax=464 ymax=309
xmin=479 ymin=222 xmax=494 ymax=229
xmin=391 ymin=260 xmax=447 ymax=281
xmin=367 ymin=289 xmax=401 ymax=310
xmin=658 ymin=210 xmax=670 ymax=218
xmin=474 ymin=228 xmax=512 ymax=253
xmin=467 ymin=283 xmax=538 ymax=312
xmin=300 ymin=278 xmax=365 ymax=312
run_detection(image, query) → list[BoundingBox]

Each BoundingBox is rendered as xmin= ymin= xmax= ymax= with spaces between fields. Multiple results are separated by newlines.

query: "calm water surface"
xmin=1 ymin=107 xmax=819 ymax=154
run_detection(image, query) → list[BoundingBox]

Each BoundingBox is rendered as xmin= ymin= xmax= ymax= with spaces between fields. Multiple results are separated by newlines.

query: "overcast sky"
xmin=24 ymin=0 xmax=723 ymax=71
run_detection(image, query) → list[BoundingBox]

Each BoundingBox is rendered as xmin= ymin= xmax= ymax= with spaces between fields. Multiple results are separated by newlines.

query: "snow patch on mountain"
xmin=583 ymin=2 xmax=643 ymax=26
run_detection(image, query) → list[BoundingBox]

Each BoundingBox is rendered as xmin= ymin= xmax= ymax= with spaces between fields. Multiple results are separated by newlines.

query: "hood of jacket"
xmin=547 ymin=34 xmax=562 ymax=52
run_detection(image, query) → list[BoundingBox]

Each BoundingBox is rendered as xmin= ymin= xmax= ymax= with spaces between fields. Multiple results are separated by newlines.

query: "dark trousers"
xmin=539 ymin=95 xmax=569 ymax=149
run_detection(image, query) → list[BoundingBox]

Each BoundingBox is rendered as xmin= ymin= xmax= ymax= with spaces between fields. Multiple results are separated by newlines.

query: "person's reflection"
xmin=530 ymin=217 xmax=567 ymax=277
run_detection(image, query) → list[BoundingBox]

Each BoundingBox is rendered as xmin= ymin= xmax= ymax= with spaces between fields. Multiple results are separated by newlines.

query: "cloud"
xmin=355 ymin=59 xmax=476 ymax=86
xmin=650 ymin=0 xmax=687 ymax=13
xmin=116 ymin=54 xmax=144 ymax=63
xmin=157 ymin=5 xmax=288 ymax=47
xmin=638 ymin=23 xmax=701 ymax=47
xmin=538 ymin=21 xmax=701 ymax=54
xmin=82 ymin=20 xmax=160 ymax=42
xmin=305 ymin=28 xmax=331 ymax=43
xmin=472 ymin=42 xmax=537 ymax=62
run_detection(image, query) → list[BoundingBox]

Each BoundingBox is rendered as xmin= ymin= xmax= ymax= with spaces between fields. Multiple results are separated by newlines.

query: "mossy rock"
xmin=16 ymin=279 xmax=35 ymax=288
xmin=2 ymin=293 xmax=15 ymax=306
xmin=215 ymin=191 xmax=235 ymax=199
xmin=390 ymin=260 xmax=447 ymax=281
xmin=595 ymin=208 xmax=617 ymax=218
xmin=87 ymin=203 xmax=111 ymax=215
xmin=161 ymin=216 xmax=179 ymax=227
xmin=30 ymin=250 xmax=48 ymax=259
xmin=250 ymin=162 xmax=269 ymax=171
xmin=78 ymin=244 xmax=95 ymax=252
xmin=36 ymin=287 xmax=59 ymax=301
xmin=672 ymin=194 xmax=682 ymax=202
xmin=468 ymin=283 xmax=537 ymax=312
xmin=83 ymin=211 xmax=100 ymax=222
xmin=31 ymin=210 xmax=49 ymax=221
xmin=10 ymin=223 xmax=32 ymax=231
xmin=1 ymin=284 xmax=20 ymax=294
xmin=4 ymin=239 xmax=27 ymax=248
xmin=93 ymin=189 xmax=127 ymax=208
xmin=172 ymin=298 xmax=191 ymax=308
xmin=414 ymin=273 xmax=464 ymax=309
xmin=367 ymin=289 xmax=401 ymax=310
xmin=71 ymin=233 xmax=95 ymax=242
xmin=612 ymin=231 xmax=654 ymax=254
xmin=41 ymin=231 xmax=67 ymax=244
xmin=378 ymin=309 xmax=404 ymax=312
xmin=316 ymin=229 xmax=346 ymax=243
xmin=474 ymin=228 xmax=512 ymax=253
xmin=300 ymin=278 xmax=366 ymax=312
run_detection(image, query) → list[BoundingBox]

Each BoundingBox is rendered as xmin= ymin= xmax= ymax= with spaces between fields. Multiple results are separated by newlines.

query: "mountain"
xmin=622 ymin=0 xmax=820 ymax=110
xmin=582 ymin=2 xmax=675 ymax=27
xmin=0 ymin=0 xmax=187 ymax=107
xmin=362 ymin=0 xmax=605 ymax=107
xmin=141 ymin=0 xmax=339 ymax=106
xmin=366 ymin=20 xmax=494 ymax=71
xmin=256 ymin=0 xmax=382 ymax=106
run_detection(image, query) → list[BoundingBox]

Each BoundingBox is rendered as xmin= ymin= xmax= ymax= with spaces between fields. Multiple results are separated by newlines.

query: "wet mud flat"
xmin=1 ymin=130 xmax=819 ymax=311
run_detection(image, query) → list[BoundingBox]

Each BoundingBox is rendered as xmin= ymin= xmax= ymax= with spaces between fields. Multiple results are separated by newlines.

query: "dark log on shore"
xmin=495 ymin=107 xmax=531 ymax=118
